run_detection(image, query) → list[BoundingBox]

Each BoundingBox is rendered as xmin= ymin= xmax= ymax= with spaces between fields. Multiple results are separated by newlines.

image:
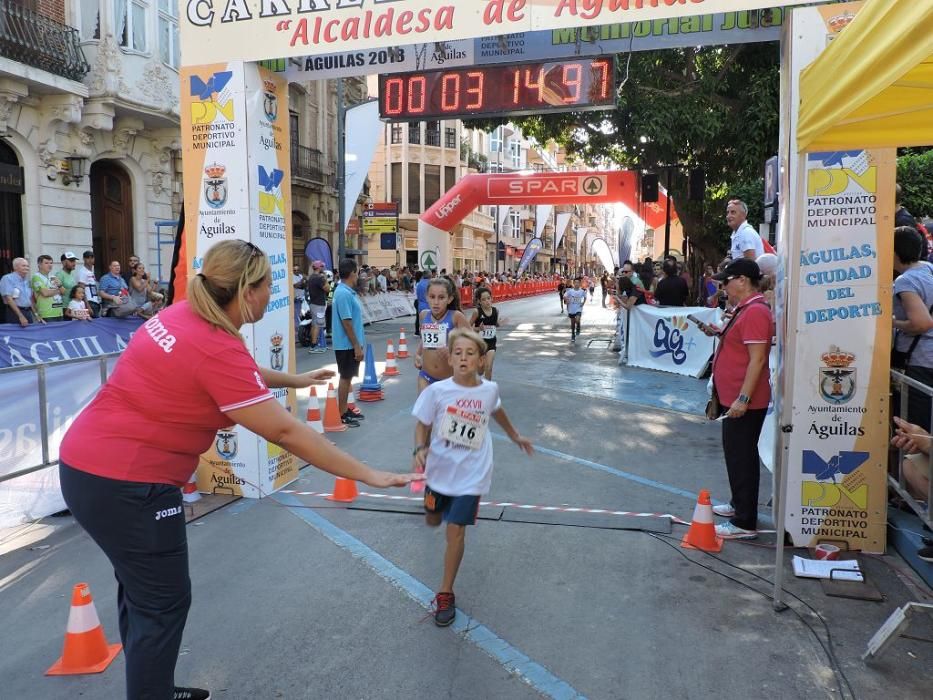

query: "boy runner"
xmin=563 ymin=277 xmax=587 ymax=342
xmin=412 ymin=328 xmax=533 ymax=626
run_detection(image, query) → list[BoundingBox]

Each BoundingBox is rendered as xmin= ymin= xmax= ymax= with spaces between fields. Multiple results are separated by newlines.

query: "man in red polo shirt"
xmin=708 ymin=258 xmax=773 ymax=539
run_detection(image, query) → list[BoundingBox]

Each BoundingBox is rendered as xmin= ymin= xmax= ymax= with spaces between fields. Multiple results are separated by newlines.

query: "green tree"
xmin=897 ymin=149 xmax=933 ymax=218
xmin=491 ymin=43 xmax=781 ymax=264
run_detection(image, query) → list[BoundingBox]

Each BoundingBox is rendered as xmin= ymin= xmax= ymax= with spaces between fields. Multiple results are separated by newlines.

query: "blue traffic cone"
xmin=361 ymin=344 xmax=382 ymax=391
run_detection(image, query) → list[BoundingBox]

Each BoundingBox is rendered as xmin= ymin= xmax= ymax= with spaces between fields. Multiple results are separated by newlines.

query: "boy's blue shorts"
xmin=424 ymin=485 xmax=480 ymax=526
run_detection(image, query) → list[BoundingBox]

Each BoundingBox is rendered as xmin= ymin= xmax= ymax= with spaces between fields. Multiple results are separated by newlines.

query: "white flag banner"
xmin=554 ymin=212 xmax=572 ymax=250
xmin=626 ymin=306 xmax=720 ymax=378
xmin=575 ymin=227 xmax=587 ymax=257
xmin=497 ymin=205 xmax=511 ymax=233
xmin=343 ymin=101 xmax=383 ymax=231
xmin=535 ymin=205 xmax=553 ymax=240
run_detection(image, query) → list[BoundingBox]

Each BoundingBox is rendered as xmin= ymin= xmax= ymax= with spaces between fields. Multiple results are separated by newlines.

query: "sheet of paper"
xmin=792 ymin=556 xmax=863 ymax=582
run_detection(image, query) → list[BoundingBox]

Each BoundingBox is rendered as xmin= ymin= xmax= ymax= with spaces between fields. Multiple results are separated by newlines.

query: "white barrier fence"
xmin=0 ymin=294 xmax=418 ymax=528
xmin=360 ymin=291 xmax=416 ymax=324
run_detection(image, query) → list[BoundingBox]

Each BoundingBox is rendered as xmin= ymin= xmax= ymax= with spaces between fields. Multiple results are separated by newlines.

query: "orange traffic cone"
xmin=681 ymin=490 xmax=723 ymax=552
xmin=46 ymin=583 xmax=122 ymax=676
xmin=306 ymin=386 xmax=324 ymax=433
xmin=323 ymin=382 xmax=347 ymax=433
xmin=181 ymin=473 xmax=201 ymax=503
xmin=326 ymin=477 xmax=359 ymax=503
xmin=384 ymin=339 xmax=400 ymax=376
xmin=397 ymin=328 xmax=409 ymax=358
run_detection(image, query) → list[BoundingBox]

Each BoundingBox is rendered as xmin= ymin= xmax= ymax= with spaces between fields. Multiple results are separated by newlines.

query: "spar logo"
xmin=257 ymin=166 xmax=285 ymax=215
xmin=435 ymin=195 xmax=462 ymax=220
xmin=189 ymin=71 xmax=234 ymax=125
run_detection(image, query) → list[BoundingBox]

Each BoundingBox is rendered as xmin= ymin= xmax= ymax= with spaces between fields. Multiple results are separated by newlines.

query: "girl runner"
xmin=471 ymin=286 xmax=502 ymax=380
xmin=414 ymin=277 xmax=469 ymax=395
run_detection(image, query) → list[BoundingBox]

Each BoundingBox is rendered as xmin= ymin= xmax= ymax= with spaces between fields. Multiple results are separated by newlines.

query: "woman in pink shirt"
xmin=706 ymin=258 xmax=773 ymax=541
xmin=59 ymin=240 xmax=421 ymax=700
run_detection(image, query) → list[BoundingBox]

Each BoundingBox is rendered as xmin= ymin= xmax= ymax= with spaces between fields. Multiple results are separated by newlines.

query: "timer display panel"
xmin=378 ymin=57 xmax=616 ymax=121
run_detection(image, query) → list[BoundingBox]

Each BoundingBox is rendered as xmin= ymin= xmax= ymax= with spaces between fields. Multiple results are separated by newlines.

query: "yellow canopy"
xmin=797 ymin=0 xmax=933 ymax=152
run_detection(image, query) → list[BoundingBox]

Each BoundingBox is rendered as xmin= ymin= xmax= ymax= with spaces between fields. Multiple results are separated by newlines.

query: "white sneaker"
xmin=712 ymin=504 xmax=735 ymax=518
xmin=715 ymin=522 xmax=757 ymax=540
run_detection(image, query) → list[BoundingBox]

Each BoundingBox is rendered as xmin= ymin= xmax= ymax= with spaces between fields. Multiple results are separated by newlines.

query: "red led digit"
xmin=592 ymin=59 xmax=610 ymax=99
xmin=562 ymin=63 xmax=581 ymax=103
xmin=465 ymin=71 xmax=484 ymax=110
xmin=407 ymin=75 xmax=426 ymax=114
xmin=524 ymin=66 xmax=545 ymax=103
xmin=512 ymin=68 xmax=521 ymax=104
xmin=441 ymin=73 xmax=460 ymax=112
xmin=384 ymin=77 xmax=404 ymax=115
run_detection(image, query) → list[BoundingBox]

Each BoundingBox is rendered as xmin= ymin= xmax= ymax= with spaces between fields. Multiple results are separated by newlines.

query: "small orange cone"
xmin=384 ymin=339 xmax=400 ymax=376
xmin=323 ymin=382 xmax=347 ymax=433
xmin=306 ymin=387 xmax=324 ymax=433
xmin=397 ymin=328 xmax=409 ymax=358
xmin=46 ymin=583 xmax=122 ymax=676
xmin=326 ymin=477 xmax=359 ymax=503
xmin=681 ymin=490 xmax=723 ymax=552
xmin=181 ymin=472 xmax=201 ymax=503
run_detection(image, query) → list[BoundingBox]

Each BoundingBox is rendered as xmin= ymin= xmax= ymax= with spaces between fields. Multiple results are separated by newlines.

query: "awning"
xmin=797 ymin=0 xmax=933 ymax=152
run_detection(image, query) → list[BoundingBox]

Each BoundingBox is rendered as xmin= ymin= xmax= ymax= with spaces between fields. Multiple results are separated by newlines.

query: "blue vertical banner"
xmin=517 ymin=237 xmax=543 ymax=275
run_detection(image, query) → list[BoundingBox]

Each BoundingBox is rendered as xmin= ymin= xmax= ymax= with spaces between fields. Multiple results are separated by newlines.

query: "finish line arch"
xmin=418 ymin=171 xmax=637 ymax=271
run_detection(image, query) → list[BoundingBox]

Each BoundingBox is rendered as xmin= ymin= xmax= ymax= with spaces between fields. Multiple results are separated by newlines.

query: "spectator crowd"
xmin=1 ymin=250 xmax=164 ymax=326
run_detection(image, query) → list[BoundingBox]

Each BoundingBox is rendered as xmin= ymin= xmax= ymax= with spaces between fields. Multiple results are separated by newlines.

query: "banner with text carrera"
xmin=286 ymin=8 xmax=784 ymax=82
xmin=179 ymin=1 xmax=814 ymax=65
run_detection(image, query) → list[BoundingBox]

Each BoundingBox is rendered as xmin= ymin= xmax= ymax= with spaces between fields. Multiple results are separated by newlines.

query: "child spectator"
xmin=411 ymin=328 xmax=534 ymax=626
xmin=66 ymin=285 xmax=92 ymax=321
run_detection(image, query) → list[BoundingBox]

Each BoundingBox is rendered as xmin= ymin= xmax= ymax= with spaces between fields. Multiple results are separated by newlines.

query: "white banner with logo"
xmin=626 ymin=306 xmax=720 ymax=378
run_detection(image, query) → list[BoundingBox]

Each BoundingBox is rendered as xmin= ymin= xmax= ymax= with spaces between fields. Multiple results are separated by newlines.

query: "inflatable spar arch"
xmin=419 ymin=171 xmax=638 ymax=271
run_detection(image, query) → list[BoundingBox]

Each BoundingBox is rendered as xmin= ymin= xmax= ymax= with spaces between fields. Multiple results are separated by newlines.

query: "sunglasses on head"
xmin=242 ymin=241 xmax=263 ymax=258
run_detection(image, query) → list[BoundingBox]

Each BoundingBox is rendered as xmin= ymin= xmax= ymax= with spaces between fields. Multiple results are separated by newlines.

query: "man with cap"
xmin=706 ymin=258 xmax=773 ymax=540
xmin=77 ymin=250 xmax=102 ymax=317
xmin=305 ymin=260 xmax=330 ymax=353
xmin=56 ymin=251 xmax=80 ymax=299
xmin=1 ymin=257 xmax=40 ymax=326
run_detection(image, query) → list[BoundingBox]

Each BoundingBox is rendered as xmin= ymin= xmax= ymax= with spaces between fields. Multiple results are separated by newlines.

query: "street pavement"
xmin=1 ymin=293 xmax=930 ymax=699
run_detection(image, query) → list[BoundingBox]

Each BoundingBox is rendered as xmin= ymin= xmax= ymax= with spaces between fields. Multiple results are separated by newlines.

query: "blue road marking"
xmin=274 ymin=491 xmax=587 ymax=700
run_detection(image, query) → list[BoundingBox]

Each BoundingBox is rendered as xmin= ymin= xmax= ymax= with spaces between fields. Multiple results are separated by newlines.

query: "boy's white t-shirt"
xmin=412 ymin=377 xmax=501 ymax=496
xmin=564 ymin=288 xmax=587 ymax=314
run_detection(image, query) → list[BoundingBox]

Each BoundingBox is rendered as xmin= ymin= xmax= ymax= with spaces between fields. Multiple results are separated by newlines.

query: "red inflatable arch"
xmin=418 ymin=171 xmax=638 ymax=271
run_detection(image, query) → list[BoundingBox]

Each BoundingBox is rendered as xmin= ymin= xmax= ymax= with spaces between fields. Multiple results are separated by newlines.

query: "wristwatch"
xmin=738 ymin=394 xmax=751 ymax=404
xmin=412 ymin=445 xmax=428 ymax=456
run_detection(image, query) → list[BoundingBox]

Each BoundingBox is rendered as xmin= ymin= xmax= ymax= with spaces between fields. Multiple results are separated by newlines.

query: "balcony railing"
xmin=291 ymin=145 xmax=324 ymax=184
xmin=0 ymin=3 xmax=90 ymax=82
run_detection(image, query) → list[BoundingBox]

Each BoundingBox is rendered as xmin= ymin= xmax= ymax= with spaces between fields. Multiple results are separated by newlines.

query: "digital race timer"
xmin=378 ymin=57 xmax=616 ymax=122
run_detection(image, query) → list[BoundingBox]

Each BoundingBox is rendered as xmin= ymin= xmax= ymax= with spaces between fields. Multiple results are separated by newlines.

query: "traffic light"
xmin=641 ymin=173 xmax=659 ymax=202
